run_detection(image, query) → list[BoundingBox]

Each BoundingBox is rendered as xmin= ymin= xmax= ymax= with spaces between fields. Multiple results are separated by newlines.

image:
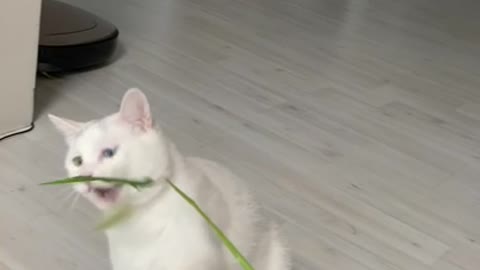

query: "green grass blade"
xmin=165 ymin=179 xmax=255 ymax=270
xmin=41 ymin=176 xmax=255 ymax=270
xmin=40 ymin=176 xmax=154 ymax=188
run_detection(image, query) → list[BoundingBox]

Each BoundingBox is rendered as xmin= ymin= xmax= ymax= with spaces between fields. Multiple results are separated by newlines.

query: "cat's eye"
xmin=102 ymin=148 xmax=117 ymax=158
xmin=72 ymin=156 xmax=83 ymax=167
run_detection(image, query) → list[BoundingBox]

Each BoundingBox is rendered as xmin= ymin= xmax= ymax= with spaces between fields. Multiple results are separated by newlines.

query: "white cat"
xmin=49 ymin=88 xmax=290 ymax=270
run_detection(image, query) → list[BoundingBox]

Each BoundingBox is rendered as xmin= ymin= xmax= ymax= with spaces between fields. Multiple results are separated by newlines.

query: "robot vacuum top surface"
xmin=40 ymin=0 xmax=118 ymax=47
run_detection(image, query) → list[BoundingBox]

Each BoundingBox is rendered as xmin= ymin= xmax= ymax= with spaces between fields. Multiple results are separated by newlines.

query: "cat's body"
xmin=50 ymin=89 xmax=290 ymax=270
xmin=107 ymin=156 xmax=287 ymax=270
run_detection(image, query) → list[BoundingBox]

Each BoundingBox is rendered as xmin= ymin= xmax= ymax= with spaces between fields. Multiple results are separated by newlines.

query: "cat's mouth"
xmin=91 ymin=186 xmax=121 ymax=202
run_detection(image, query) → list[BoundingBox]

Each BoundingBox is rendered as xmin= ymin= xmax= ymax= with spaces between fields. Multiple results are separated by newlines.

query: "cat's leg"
xmin=162 ymin=247 xmax=225 ymax=270
xmin=159 ymin=217 xmax=228 ymax=270
xmin=170 ymin=259 xmax=224 ymax=270
xmin=251 ymin=224 xmax=291 ymax=270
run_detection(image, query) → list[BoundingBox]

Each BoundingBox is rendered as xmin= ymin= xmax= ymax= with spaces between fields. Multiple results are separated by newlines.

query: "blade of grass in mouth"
xmin=41 ymin=176 xmax=255 ymax=270
xmin=41 ymin=176 xmax=154 ymax=189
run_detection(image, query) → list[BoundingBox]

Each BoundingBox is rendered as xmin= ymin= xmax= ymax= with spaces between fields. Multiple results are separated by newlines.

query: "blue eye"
xmin=102 ymin=148 xmax=117 ymax=158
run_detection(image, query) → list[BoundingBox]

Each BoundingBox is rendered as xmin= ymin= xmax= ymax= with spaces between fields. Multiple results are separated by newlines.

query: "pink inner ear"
xmin=119 ymin=88 xmax=152 ymax=131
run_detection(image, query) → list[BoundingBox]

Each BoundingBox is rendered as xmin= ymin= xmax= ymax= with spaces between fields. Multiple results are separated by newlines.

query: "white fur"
xmin=50 ymin=88 xmax=291 ymax=270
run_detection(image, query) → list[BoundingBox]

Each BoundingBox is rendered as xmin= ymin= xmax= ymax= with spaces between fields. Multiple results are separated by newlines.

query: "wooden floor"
xmin=2 ymin=0 xmax=480 ymax=269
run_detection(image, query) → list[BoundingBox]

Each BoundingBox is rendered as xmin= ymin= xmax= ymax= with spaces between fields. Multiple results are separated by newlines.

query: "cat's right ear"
xmin=119 ymin=88 xmax=152 ymax=132
xmin=48 ymin=114 xmax=84 ymax=141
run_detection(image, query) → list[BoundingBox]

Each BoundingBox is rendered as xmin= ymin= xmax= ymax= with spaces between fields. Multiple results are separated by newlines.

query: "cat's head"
xmin=50 ymin=88 xmax=170 ymax=210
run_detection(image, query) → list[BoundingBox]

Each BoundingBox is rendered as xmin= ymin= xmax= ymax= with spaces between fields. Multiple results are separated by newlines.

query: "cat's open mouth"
xmin=92 ymin=186 xmax=121 ymax=202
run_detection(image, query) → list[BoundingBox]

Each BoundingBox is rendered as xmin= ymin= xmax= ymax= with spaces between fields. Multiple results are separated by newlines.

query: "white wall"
xmin=0 ymin=0 xmax=41 ymax=138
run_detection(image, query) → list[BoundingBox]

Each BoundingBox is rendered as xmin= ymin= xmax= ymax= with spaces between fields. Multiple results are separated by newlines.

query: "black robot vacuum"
xmin=38 ymin=0 xmax=119 ymax=72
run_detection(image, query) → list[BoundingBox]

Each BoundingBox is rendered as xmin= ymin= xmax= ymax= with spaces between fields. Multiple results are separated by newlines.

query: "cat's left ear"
xmin=48 ymin=114 xmax=84 ymax=140
xmin=119 ymin=88 xmax=152 ymax=131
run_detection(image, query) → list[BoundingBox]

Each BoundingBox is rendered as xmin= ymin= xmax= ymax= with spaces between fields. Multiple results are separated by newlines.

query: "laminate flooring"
xmin=2 ymin=0 xmax=480 ymax=269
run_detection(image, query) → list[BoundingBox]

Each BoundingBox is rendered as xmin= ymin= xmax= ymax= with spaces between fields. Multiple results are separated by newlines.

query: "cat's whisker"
xmin=69 ymin=193 xmax=81 ymax=212
xmin=56 ymin=186 xmax=73 ymax=197
xmin=60 ymin=189 xmax=76 ymax=206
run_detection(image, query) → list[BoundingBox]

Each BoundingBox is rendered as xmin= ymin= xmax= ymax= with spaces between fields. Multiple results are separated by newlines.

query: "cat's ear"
xmin=48 ymin=114 xmax=84 ymax=139
xmin=119 ymin=88 xmax=152 ymax=131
